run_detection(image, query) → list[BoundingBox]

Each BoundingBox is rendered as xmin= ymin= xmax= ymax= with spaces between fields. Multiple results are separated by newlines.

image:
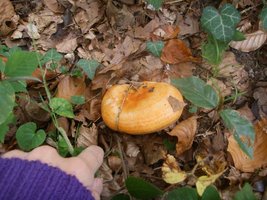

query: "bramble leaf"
xmin=4 ymin=51 xmax=39 ymax=77
xmin=171 ymin=76 xmax=219 ymax=109
xmin=201 ymin=3 xmax=240 ymax=42
xmin=50 ymin=98 xmax=75 ymax=118
xmin=0 ymin=81 xmax=15 ymax=124
xmin=16 ymin=122 xmax=46 ymax=151
xmin=146 ymin=41 xmax=164 ymax=57
xmin=76 ymin=59 xmax=100 ymax=80
xmin=220 ymin=109 xmax=255 ymax=158
xmin=125 ymin=176 xmax=163 ymax=199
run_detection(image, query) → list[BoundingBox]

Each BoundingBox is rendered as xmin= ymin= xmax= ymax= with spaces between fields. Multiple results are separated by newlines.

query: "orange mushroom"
xmin=101 ymin=82 xmax=185 ymax=134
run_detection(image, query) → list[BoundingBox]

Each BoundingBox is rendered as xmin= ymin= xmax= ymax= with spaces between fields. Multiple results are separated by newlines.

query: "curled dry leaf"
xmin=56 ymin=75 xmax=86 ymax=102
xmin=0 ymin=0 xmax=18 ymax=36
xmin=168 ymin=116 xmax=198 ymax=155
xmin=108 ymin=155 xmax=122 ymax=171
xmin=161 ymin=39 xmax=199 ymax=64
xmin=227 ymin=118 xmax=267 ymax=172
xmin=43 ymin=0 xmax=64 ymax=14
xmin=125 ymin=142 xmax=140 ymax=157
xmin=77 ymin=123 xmax=98 ymax=148
xmin=230 ymin=30 xmax=267 ymax=52
xmin=162 ymin=154 xmax=187 ymax=184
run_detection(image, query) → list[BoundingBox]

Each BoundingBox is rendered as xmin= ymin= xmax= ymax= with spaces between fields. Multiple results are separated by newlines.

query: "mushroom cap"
xmin=101 ymin=82 xmax=184 ymax=135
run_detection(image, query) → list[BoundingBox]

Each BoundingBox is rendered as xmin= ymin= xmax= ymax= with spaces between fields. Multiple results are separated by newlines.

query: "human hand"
xmin=2 ymin=145 xmax=104 ymax=200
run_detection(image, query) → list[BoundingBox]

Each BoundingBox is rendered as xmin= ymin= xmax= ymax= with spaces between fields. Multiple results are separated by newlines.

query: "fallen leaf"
xmin=0 ymin=0 xmax=18 ymax=36
xmin=162 ymin=154 xmax=187 ymax=184
xmin=168 ymin=62 xmax=196 ymax=79
xmin=56 ymin=33 xmax=78 ymax=53
xmin=230 ymin=30 xmax=267 ymax=52
xmin=196 ymin=172 xmax=223 ymax=196
xmin=108 ymin=155 xmax=122 ymax=171
xmin=253 ymin=86 xmax=267 ymax=118
xmin=161 ymin=39 xmax=199 ymax=64
xmin=168 ymin=116 xmax=197 ymax=155
xmin=175 ymin=13 xmax=199 ymax=36
xmin=77 ymin=123 xmax=98 ymax=148
xmin=152 ymin=25 xmax=180 ymax=40
xmin=56 ymin=75 xmax=86 ymax=102
xmin=43 ymin=0 xmax=64 ymax=14
xmin=125 ymin=142 xmax=140 ymax=157
xmin=227 ymin=118 xmax=267 ymax=172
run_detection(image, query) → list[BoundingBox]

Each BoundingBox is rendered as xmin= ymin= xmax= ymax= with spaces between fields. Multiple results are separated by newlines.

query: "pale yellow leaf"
xmin=230 ymin=30 xmax=267 ymax=52
xmin=196 ymin=173 xmax=222 ymax=196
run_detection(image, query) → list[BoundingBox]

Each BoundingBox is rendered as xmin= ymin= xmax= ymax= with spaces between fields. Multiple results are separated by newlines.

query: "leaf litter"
xmin=1 ymin=0 xmax=267 ymax=199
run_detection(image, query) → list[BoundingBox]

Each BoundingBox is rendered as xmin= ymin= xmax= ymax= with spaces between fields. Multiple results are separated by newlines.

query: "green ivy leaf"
xmin=49 ymin=98 xmax=75 ymax=118
xmin=232 ymin=30 xmax=246 ymax=41
xmin=41 ymin=49 xmax=63 ymax=64
xmin=71 ymin=95 xmax=85 ymax=105
xmin=202 ymin=186 xmax=220 ymax=200
xmin=4 ymin=51 xmax=39 ymax=77
xmin=259 ymin=7 xmax=267 ymax=30
xmin=146 ymin=41 xmax=164 ymax=57
xmin=220 ymin=109 xmax=255 ymax=158
xmin=16 ymin=122 xmax=46 ymax=151
xmin=171 ymin=76 xmax=219 ymax=109
xmin=201 ymin=35 xmax=228 ymax=65
xmin=234 ymin=183 xmax=257 ymax=200
xmin=146 ymin=0 xmax=164 ymax=10
xmin=125 ymin=176 xmax=163 ymax=199
xmin=166 ymin=187 xmax=198 ymax=200
xmin=0 ymin=81 xmax=15 ymax=124
xmin=111 ymin=194 xmax=131 ymax=200
xmin=76 ymin=59 xmax=100 ymax=80
xmin=201 ymin=3 xmax=241 ymax=42
xmin=0 ymin=113 xmax=15 ymax=143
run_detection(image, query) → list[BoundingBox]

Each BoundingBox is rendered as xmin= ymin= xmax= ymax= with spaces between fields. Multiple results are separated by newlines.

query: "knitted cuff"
xmin=0 ymin=158 xmax=94 ymax=200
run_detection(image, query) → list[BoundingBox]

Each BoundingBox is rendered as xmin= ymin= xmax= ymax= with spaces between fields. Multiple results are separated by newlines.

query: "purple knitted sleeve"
xmin=0 ymin=158 xmax=94 ymax=200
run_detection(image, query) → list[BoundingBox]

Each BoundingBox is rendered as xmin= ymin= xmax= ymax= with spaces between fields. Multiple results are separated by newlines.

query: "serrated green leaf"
xmin=171 ymin=76 xmax=219 ymax=109
xmin=0 ymin=113 xmax=16 ymax=143
xmin=111 ymin=193 xmax=131 ymax=200
xmin=259 ymin=7 xmax=267 ymax=30
xmin=76 ymin=59 xmax=100 ymax=80
xmin=0 ymin=81 xmax=15 ymax=124
xmin=49 ymin=98 xmax=75 ymax=118
xmin=146 ymin=0 xmax=164 ymax=10
xmin=234 ymin=183 xmax=257 ymax=200
xmin=201 ymin=4 xmax=241 ymax=42
xmin=201 ymin=35 xmax=228 ymax=65
xmin=166 ymin=187 xmax=198 ymax=200
xmin=202 ymin=186 xmax=220 ymax=200
xmin=9 ymin=80 xmax=27 ymax=92
xmin=232 ymin=30 xmax=246 ymax=41
xmin=125 ymin=176 xmax=163 ymax=199
xmin=4 ymin=51 xmax=39 ymax=77
xmin=42 ymin=49 xmax=63 ymax=64
xmin=146 ymin=41 xmax=164 ymax=57
xmin=16 ymin=122 xmax=46 ymax=151
xmin=71 ymin=95 xmax=85 ymax=105
xmin=220 ymin=109 xmax=255 ymax=158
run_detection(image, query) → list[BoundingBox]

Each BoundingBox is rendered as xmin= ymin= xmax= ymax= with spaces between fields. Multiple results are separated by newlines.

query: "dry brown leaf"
xmin=43 ymin=0 xmax=64 ymax=13
xmin=253 ymin=86 xmax=267 ymax=118
xmin=168 ymin=62 xmax=196 ymax=79
xmin=168 ymin=116 xmax=197 ymax=155
xmin=56 ymin=33 xmax=78 ymax=53
xmin=162 ymin=154 xmax=187 ymax=184
xmin=108 ymin=155 xmax=122 ymax=171
xmin=152 ymin=25 xmax=180 ymax=40
xmin=25 ymin=101 xmax=50 ymax=123
xmin=125 ymin=142 xmax=140 ymax=157
xmin=237 ymin=103 xmax=255 ymax=122
xmin=56 ymin=75 xmax=86 ymax=102
xmin=161 ymin=39 xmax=199 ymax=64
xmin=175 ymin=13 xmax=199 ymax=36
xmin=228 ymin=118 xmax=267 ymax=172
xmin=77 ymin=123 xmax=98 ymax=148
xmin=230 ymin=30 xmax=267 ymax=52
xmin=0 ymin=0 xmax=18 ymax=36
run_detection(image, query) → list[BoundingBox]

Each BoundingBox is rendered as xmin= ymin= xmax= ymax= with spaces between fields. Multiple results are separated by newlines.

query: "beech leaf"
xmin=171 ymin=76 xmax=219 ymax=109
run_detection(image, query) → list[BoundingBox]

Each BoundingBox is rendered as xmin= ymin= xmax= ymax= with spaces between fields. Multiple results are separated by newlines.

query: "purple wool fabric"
xmin=0 ymin=158 xmax=94 ymax=200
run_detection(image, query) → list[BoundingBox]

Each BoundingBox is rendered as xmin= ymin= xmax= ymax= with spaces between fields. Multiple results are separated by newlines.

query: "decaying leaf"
xmin=230 ymin=30 xmax=267 ymax=52
xmin=196 ymin=172 xmax=223 ymax=196
xmin=162 ymin=154 xmax=187 ymax=184
xmin=161 ymin=39 xmax=198 ymax=64
xmin=56 ymin=75 xmax=86 ymax=102
xmin=77 ymin=123 xmax=98 ymax=148
xmin=227 ymin=118 xmax=267 ymax=172
xmin=108 ymin=155 xmax=122 ymax=171
xmin=43 ymin=0 xmax=64 ymax=14
xmin=168 ymin=116 xmax=197 ymax=155
xmin=253 ymin=86 xmax=267 ymax=118
xmin=125 ymin=142 xmax=140 ymax=157
xmin=0 ymin=0 xmax=19 ymax=36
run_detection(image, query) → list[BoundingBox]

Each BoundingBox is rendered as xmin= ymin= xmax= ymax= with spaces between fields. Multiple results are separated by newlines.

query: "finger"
xmin=2 ymin=150 xmax=28 ymax=159
xmin=90 ymin=178 xmax=103 ymax=200
xmin=78 ymin=145 xmax=104 ymax=173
